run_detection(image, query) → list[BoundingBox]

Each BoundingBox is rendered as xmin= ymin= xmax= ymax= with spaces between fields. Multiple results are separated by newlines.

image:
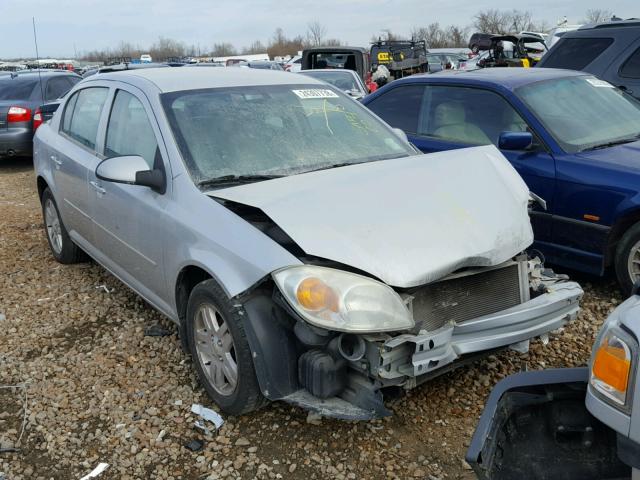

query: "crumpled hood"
xmin=210 ymin=145 xmax=533 ymax=288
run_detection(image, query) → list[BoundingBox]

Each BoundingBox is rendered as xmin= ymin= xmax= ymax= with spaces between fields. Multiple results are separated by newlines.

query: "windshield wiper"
xmin=581 ymin=135 xmax=640 ymax=151
xmin=197 ymin=174 xmax=283 ymax=189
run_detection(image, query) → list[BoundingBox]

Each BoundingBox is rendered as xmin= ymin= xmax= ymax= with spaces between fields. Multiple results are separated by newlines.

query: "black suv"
xmin=537 ymin=20 xmax=640 ymax=98
xmin=468 ymin=33 xmax=494 ymax=53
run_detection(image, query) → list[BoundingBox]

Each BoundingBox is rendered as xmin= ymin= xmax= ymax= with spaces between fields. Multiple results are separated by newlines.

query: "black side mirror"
xmin=136 ymin=169 xmax=166 ymax=194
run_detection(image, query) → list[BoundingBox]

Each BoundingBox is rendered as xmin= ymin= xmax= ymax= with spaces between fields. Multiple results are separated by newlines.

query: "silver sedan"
xmin=34 ymin=68 xmax=582 ymax=419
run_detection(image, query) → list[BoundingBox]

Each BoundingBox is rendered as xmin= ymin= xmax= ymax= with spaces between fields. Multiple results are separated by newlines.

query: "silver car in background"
xmin=298 ymin=69 xmax=368 ymax=99
xmin=34 ymin=68 xmax=582 ymax=419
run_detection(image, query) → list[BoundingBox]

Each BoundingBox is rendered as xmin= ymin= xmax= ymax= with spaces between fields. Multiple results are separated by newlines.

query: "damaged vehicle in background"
xmin=33 ymin=68 xmax=582 ymax=419
xmin=467 ymin=292 xmax=640 ymax=479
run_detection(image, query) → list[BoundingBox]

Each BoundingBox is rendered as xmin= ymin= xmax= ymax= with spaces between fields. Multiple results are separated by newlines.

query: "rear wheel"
xmin=615 ymin=221 xmax=640 ymax=296
xmin=186 ymin=279 xmax=265 ymax=415
xmin=41 ymin=188 xmax=85 ymax=264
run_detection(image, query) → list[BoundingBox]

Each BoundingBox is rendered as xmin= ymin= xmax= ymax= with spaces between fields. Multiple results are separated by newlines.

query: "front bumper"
xmin=0 ymin=128 xmax=33 ymax=157
xmin=370 ymin=281 xmax=582 ymax=383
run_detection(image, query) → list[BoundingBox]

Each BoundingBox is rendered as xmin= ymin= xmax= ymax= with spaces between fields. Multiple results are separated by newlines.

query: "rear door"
xmin=53 ymin=85 xmax=110 ymax=248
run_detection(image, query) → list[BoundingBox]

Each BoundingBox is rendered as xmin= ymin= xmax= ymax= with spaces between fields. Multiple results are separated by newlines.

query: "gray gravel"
xmin=0 ymin=158 xmax=621 ymax=479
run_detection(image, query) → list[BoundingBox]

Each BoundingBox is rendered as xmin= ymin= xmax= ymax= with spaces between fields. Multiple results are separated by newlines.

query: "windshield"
xmin=516 ymin=76 xmax=640 ymax=153
xmin=300 ymin=71 xmax=361 ymax=92
xmin=162 ymin=84 xmax=413 ymax=185
xmin=0 ymin=78 xmax=37 ymax=100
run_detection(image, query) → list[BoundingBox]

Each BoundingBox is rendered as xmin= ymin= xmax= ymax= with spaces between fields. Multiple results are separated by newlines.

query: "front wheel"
xmin=615 ymin=222 xmax=640 ymax=296
xmin=186 ymin=279 xmax=265 ymax=415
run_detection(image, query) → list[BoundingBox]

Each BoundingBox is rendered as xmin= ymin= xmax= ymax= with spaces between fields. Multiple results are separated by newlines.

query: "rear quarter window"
xmin=620 ymin=47 xmax=640 ymax=78
xmin=542 ymin=37 xmax=614 ymax=70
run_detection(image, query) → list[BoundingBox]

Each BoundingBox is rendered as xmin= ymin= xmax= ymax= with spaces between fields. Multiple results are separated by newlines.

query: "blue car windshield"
xmin=161 ymin=84 xmax=413 ymax=185
xmin=516 ymin=76 xmax=640 ymax=153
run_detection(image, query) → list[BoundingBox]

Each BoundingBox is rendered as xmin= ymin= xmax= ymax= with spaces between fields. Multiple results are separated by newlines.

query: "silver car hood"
xmin=210 ymin=145 xmax=533 ymax=288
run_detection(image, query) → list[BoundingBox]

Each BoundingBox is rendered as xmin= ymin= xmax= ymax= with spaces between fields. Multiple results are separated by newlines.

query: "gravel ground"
xmin=0 ymin=157 xmax=623 ymax=480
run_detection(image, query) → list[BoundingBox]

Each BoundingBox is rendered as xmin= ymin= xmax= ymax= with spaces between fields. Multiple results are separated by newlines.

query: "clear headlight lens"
xmin=590 ymin=327 xmax=635 ymax=408
xmin=272 ymin=266 xmax=414 ymax=333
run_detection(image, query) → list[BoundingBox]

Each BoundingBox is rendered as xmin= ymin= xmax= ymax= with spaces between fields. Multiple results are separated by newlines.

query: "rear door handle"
xmin=89 ymin=181 xmax=106 ymax=195
xmin=50 ymin=155 xmax=62 ymax=166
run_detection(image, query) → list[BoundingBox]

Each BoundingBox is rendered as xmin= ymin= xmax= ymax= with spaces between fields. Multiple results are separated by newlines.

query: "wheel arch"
xmin=36 ymin=175 xmax=49 ymax=200
xmin=606 ymin=207 xmax=640 ymax=265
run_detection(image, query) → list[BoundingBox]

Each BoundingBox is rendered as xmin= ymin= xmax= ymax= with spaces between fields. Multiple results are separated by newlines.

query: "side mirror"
xmin=498 ymin=131 xmax=533 ymax=150
xmin=95 ymin=155 xmax=165 ymax=193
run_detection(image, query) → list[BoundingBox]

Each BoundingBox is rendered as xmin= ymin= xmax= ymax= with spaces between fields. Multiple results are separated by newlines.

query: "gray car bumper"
xmin=373 ymin=281 xmax=583 ymax=382
xmin=0 ymin=128 xmax=32 ymax=157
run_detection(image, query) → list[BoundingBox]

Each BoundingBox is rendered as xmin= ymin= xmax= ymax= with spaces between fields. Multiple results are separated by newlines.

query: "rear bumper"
xmin=0 ymin=128 xmax=32 ymax=157
xmin=375 ymin=281 xmax=583 ymax=381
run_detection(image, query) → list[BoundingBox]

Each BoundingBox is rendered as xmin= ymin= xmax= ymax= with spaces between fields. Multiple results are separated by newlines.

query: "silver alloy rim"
xmin=627 ymin=239 xmax=640 ymax=284
xmin=44 ymin=198 xmax=63 ymax=255
xmin=194 ymin=304 xmax=238 ymax=396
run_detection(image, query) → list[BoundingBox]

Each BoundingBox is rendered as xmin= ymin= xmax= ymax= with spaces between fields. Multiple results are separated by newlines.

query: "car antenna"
xmin=32 ymin=17 xmax=45 ymax=102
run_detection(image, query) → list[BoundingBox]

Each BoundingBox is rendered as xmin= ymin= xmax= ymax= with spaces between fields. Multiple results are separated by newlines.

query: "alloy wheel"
xmin=44 ymin=198 xmax=63 ymax=255
xmin=194 ymin=303 xmax=238 ymax=396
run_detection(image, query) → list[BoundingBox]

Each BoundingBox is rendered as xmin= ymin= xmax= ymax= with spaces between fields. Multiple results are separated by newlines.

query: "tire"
xmin=41 ymin=188 xmax=85 ymax=264
xmin=471 ymin=45 xmax=480 ymax=54
xmin=186 ymin=279 xmax=265 ymax=415
xmin=615 ymin=221 xmax=640 ymax=296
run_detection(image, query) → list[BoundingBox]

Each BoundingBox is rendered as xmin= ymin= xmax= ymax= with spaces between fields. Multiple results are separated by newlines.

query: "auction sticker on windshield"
xmin=293 ymin=89 xmax=339 ymax=99
xmin=586 ymin=78 xmax=614 ymax=88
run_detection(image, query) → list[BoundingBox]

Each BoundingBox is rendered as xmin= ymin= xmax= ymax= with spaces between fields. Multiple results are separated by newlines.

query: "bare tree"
xmin=446 ymin=25 xmax=469 ymax=47
xmin=267 ymin=28 xmax=305 ymax=58
xmin=211 ymin=42 xmax=237 ymax=57
xmin=306 ymin=21 xmax=327 ymax=47
xmin=508 ymin=10 xmax=535 ymax=32
xmin=584 ymin=9 xmax=613 ymax=23
xmin=473 ymin=9 xmax=511 ymax=34
xmin=242 ymin=40 xmax=267 ymax=55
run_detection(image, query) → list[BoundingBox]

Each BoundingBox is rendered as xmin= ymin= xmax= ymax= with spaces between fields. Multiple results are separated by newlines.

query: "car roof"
xmin=391 ymin=68 xmax=588 ymax=90
xmin=88 ymin=67 xmax=323 ymax=92
xmin=578 ymin=19 xmax=640 ymax=31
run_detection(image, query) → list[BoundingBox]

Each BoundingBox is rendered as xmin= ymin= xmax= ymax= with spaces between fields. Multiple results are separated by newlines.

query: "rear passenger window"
xmin=366 ymin=85 xmax=424 ymax=134
xmin=105 ymin=90 xmax=158 ymax=168
xmin=61 ymin=87 xmax=108 ymax=150
xmin=45 ymin=77 xmax=73 ymax=101
xmin=543 ymin=38 xmax=614 ymax=70
xmin=620 ymin=47 xmax=640 ymax=78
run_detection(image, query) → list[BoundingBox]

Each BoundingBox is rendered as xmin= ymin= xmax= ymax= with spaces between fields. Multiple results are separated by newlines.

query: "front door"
xmin=87 ymin=86 xmax=171 ymax=307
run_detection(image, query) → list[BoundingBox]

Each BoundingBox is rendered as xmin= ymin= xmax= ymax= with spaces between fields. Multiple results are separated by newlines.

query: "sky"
xmin=2 ymin=0 xmax=637 ymax=59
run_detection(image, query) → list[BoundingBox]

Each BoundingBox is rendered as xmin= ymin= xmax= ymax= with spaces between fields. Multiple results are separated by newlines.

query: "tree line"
xmin=79 ymin=8 xmax=616 ymax=62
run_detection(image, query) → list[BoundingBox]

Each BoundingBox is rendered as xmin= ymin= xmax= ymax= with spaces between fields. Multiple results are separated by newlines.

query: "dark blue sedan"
xmin=363 ymin=68 xmax=640 ymax=294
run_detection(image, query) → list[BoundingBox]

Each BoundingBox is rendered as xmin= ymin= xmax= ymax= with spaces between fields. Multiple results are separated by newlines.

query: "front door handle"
xmin=89 ymin=181 xmax=106 ymax=195
xmin=50 ymin=155 xmax=62 ymax=166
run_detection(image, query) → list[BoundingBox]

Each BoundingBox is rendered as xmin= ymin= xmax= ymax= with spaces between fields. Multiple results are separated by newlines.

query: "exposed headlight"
xmin=272 ymin=266 xmax=414 ymax=333
xmin=590 ymin=325 xmax=637 ymax=411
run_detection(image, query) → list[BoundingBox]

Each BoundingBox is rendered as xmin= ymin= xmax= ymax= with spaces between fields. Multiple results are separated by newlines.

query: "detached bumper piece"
xmin=466 ymin=368 xmax=632 ymax=480
xmin=374 ymin=281 xmax=582 ymax=383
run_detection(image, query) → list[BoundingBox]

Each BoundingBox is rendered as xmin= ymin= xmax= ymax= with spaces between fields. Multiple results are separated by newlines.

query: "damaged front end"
xmin=243 ymin=255 xmax=582 ymax=420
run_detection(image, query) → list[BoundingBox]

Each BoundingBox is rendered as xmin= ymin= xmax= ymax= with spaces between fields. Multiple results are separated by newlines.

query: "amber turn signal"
xmin=296 ymin=277 xmax=339 ymax=312
xmin=592 ymin=340 xmax=631 ymax=394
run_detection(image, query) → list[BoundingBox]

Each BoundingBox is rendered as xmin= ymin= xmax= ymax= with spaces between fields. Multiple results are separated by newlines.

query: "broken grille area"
xmin=410 ymin=263 xmax=524 ymax=332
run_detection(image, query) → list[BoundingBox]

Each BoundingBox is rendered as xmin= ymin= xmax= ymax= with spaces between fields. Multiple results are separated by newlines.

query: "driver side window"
xmin=417 ymin=86 xmax=531 ymax=147
xmin=105 ymin=90 xmax=158 ymax=169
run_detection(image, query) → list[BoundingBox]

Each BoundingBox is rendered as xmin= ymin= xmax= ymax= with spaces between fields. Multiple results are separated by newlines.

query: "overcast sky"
xmin=2 ymin=0 xmax=637 ymax=59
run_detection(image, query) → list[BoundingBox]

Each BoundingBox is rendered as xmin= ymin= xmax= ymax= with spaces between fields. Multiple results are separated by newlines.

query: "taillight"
xmin=33 ymin=108 xmax=43 ymax=131
xmin=7 ymin=106 xmax=32 ymax=123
